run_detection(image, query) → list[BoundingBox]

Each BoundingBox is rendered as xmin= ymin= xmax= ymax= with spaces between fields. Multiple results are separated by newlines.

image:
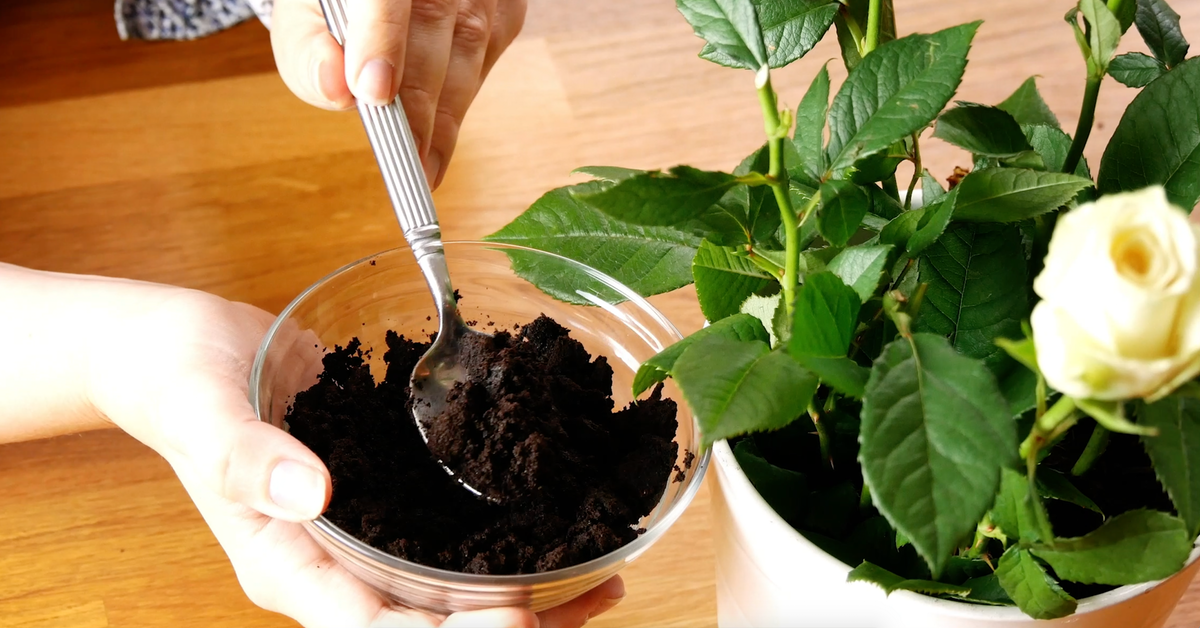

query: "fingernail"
xmin=269 ymin=460 xmax=326 ymax=519
xmin=588 ymin=595 xmax=624 ymax=620
xmin=356 ymin=58 xmax=394 ymax=106
xmin=425 ymin=150 xmax=443 ymax=188
xmin=312 ymin=57 xmax=331 ymax=103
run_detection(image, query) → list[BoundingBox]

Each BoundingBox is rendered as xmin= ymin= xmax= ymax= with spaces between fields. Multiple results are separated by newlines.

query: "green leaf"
xmin=920 ymin=170 xmax=946 ymax=205
xmin=996 ymin=547 xmax=1078 ymax=620
xmin=632 ymin=313 xmax=769 ymax=397
xmin=1033 ymin=509 xmax=1193 ymax=585
xmin=572 ymin=166 xmax=738 ymax=227
xmin=701 ymin=0 xmax=840 ymax=69
xmin=1023 ymin=124 xmax=1092 ymax=177
xmin=847 ymin=561 xmax=971 ymax=597
xmin=693 ymin=240 xmax=776 ymax=322
xmin=916 ymin=223 xmax=1030 ymax=372
xmin=992 ymin=467 xmax=1047 ymax=544
xmin=572 ymin=166 xmax=642 ymax=182
xmin=700 ymin=184 xmax=783 ymax=247
xmin=826 ymin=244 xmax=894 ymax=301
xmin=878 ymin=210 xmax=924 ymax=251
xmin=1038 ymin=469 xmax=1103 ymax=515
xmin=998 ymin=77 xmax=1061 ymax=129
xmin=674 ymin=335 xmax=816 ymax=447
xmin=818 ymin=180 xmax=872 ymax=247
xmin=677 ymin=0 xmax=768 ymax=70
xmin=999 ymin=150 xmax=1048 ymax=170
xmin=1079 ymin=0 xmax=1122 ymax=68
xmin=1109 ymin=52 xmax=1168 ymax=87
xmin=1114 ymin=0 xmax=1138 ymax=33
xmin=486 ymin=188 xmax=700 ymax=302
xmin=934 ymin=103 xmax=1035 ymax=158
xmin=1001 ymin=366 xmax=1040 ymax=417
xmin=1136 ymin=0 xmax=1191 ymax=70
xmin=728 ymin=146 xmax=786 ymax=244
xmin=905 ymin=187 xmax=960 ymax=258
xmin=1098 ymin=56 xmax=1200 ymax=210
xmin=794 ymin=63 xmax=831 ymax=181
xmin=962 ymin=574 xmax=1015 ymax=606
xmin=860 ymin=333 xmax=1018 ymax=576
xmin=739 ymin=293 xmax=782 ymax=347
xmin=833 ymin=0 xmax=897 ymax=72
xmin=797 ymin=356 xmax=869 ymax=399
xmin=826 ymin=22 xmax=981 ymax=175
xmin=1140 ymin=396 xmax=1200 ymax=537
xmin=952 ymin=169 xmax=1094 ymax=222
xmin=790 ymin=272 xmax=862 ymax=358
xmin=733 ymin=439 xmax=808 ymax=522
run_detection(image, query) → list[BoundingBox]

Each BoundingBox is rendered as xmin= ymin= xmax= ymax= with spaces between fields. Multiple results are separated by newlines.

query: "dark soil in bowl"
xmin=284 ymin=315 xmax=682 ymax=574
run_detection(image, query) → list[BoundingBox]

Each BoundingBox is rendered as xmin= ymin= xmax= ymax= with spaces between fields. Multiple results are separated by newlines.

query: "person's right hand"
xmin=270 ymin=0 xmax=528 ymax=188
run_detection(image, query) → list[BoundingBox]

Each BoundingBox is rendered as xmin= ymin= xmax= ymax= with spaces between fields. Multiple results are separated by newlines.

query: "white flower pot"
xmin=711 ymin=439 xmax=1200 ymax=628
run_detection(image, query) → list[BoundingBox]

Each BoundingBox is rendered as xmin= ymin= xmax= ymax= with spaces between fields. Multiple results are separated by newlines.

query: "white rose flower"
xmin=1031 ymin=186 xmax=1200 ymax=401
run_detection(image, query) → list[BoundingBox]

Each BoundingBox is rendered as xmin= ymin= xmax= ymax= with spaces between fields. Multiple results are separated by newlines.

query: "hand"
xmin=270 ymin=0 xmax=528 ymax=188
xmin=85 ymin=287 xmax=624 ymax=628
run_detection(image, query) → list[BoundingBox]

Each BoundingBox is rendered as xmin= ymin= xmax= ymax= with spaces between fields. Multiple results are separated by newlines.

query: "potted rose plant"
xmin=487 ymin=0 xmax=1200 ymax=624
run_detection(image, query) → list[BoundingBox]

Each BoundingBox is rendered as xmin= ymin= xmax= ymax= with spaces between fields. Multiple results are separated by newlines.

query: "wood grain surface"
xmin=2 ymin=1 xmax=1199 ymax=626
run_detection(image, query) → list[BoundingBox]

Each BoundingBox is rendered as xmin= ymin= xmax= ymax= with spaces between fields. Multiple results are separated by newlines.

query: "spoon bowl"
xmin=409 ymin=307 xmax=494 ymax=499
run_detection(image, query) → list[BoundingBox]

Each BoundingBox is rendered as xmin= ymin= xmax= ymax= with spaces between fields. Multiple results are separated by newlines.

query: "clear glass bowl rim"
xmin=248 ymin=240 xmax=712 ymax=586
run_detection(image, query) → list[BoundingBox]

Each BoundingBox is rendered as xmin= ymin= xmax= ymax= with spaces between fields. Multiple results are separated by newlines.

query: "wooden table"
xmin=2 ymin=1 xmax=1199 ymax=626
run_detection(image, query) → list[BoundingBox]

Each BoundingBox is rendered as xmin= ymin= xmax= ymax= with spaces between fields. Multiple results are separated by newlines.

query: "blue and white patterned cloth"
xmin=115 ymin=0 xmax=273 ymax=41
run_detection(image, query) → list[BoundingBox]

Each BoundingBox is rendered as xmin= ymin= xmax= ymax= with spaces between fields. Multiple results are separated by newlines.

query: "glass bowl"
xmin=248 ymin=241 xmax=709 ymax=614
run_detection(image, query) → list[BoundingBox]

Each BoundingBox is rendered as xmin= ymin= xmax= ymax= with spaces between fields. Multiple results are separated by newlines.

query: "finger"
xmin=481 ymin=0 xmax=526 ymax=80
xmin=440 ymin=608 xmax=537 ymax=628
xmin=175 ymin=465 xmax=441 ymax=628
xmin=426 ymin=0 xmax=495 ymax=188
xmin=535 ymin=577 xmax=625 ymax=628
xmin=344 ymin=0 xmax=412 ymax=105
xmin=154 ymin=369 xmax=332 ymax=522
xmin=396 ymin=0 xmax=462 ymax=181
xmin=271 ymin=0 xmax=355 ymax=110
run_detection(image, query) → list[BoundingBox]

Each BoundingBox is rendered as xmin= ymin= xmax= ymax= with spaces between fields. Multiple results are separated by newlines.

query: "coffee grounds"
xmin=284 ymin=315 xmax=679 ymax=574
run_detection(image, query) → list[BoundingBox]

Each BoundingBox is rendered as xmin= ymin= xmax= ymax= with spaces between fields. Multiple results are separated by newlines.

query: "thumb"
xmin=271 ymin=0 xmax=355 ymax=110
xmin=158 ymin=373 xmax=332 ymax=522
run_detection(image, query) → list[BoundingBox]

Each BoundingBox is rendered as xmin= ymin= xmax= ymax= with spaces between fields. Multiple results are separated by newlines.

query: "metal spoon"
xmin=319 ymin=0 xmax=492 ymax=499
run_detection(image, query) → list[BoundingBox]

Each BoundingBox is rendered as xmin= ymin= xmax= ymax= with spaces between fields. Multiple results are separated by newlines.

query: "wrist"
xmin=0 ymin=263 xmax=183 ymax=443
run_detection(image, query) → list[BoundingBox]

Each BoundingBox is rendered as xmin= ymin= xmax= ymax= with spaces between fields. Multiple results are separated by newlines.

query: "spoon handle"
xmin=318 ymin=0 xmax=444 ymax=264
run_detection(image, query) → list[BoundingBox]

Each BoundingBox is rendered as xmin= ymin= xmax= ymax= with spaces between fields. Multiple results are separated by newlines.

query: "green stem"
xmin=1027 ymin=452 xmax=1057 ymax=543
xmin=1020 ymin=396 xmax=1077 ymax=459
xmin=905 ymin=134 xmax=923 ymax=210
xmin=1063 ymin=74 xmax=1102 ymax=175
xmin=1107 ymin=0 xmax=1125 ymax=17
xmin=864 ymin=0 xmax=883 ymax=55
xmin=810 ymin=403 xmax=834 ymax=469
xmin=841 ymin=6 xmax=866 ymax=56
xmin=758 ymin=73 xmax=801 ymax=320
xmin=1072 ymin=423 xmax=1110 ymax=476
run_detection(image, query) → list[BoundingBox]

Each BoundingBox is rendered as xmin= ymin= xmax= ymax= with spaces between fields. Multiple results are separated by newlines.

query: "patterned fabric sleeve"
xmin=115 ymin=0 xmax=274 ymax=41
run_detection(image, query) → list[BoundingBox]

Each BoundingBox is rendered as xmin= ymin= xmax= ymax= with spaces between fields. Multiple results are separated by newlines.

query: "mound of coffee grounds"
xmin=284 ymin=315 xmax=679 ymax=574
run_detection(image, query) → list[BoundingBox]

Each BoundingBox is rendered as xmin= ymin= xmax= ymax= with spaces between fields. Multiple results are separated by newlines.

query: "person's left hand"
xmin=269 ymin=0 xmax=528 ymax=189
xmin=86 ymin=286 xmax=624 ymax=628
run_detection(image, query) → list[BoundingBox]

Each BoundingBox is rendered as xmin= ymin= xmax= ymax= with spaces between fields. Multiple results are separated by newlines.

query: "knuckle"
xmin=453 ymin=4 xmax=492 ymax=50
xmin=410 ymin=0 xmax=459 ymax=25
xmin=398 ymin=82 xmax=440 ymax=122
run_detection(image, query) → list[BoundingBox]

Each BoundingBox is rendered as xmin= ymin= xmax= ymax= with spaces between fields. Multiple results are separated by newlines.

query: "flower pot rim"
xmin=712 ymin=438 xmax=1200 ymax=619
